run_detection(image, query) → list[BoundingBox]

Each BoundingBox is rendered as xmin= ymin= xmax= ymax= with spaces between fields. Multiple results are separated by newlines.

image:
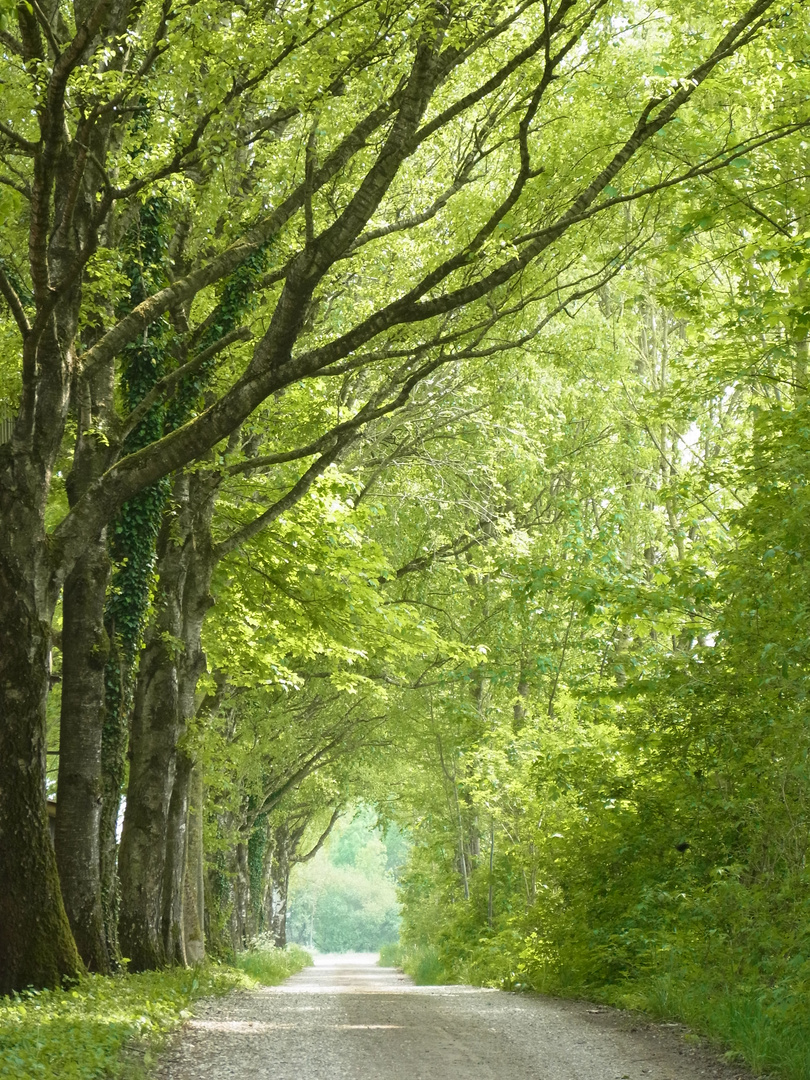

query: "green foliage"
xmin=378 ymin=941 xmax=453 ymax=987
xmin=3 ymin=0 xmax=809 ymax=1048
xmin=401 ymin=945 xmax=452 ymax=987
xmin=232 ymin=942 xmax=312 ymax=985
xmin=377 ymin=942 xmax=403 ymax=968
xmin=365 ymin=225 xmax=810 ymax=1077
xmin=0 ymin=965 xmax=245 ymax=1080
xmin=287 ymin=810 xmax=404 ymax=952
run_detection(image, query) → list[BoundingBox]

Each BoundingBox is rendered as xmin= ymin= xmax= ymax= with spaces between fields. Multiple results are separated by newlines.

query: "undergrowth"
xmin=401 ymin=922 xmax=810 ymax=1080
xmin=232 ymin=940 xmax=312 ymax=985
xmin=606 ymin=973 xmax=810 ymax=1080
xmin=378 ymin=942 xmax=452 ymax=986
xmin=0 ymin=965 xmax=244 ymax=1080
xmin=0 ymin=944 xmax=312 ymax=1080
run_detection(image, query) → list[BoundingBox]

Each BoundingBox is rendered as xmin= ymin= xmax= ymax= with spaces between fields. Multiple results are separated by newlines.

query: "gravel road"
xmin=154 ymin=953 xmax=752 ymax=1080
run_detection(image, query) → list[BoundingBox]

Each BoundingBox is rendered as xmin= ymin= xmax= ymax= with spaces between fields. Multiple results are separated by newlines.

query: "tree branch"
xmin=215 ymin=432 xmax=359 ymax=559
xmin=0 ymin=264 xmax=31 ymax=337
xmin=0 ymin=120 xmax=37 ymax=154
xmin=294 ymin=807 xmax=343 ymax=864
xmin=118 ymin=326 xmax=252 ymax=443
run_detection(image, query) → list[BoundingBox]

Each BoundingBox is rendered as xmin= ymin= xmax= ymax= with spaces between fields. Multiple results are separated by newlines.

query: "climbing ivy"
xmin=106 ymin=198 xmax=173 ymax=656
xmin=98 ymin=203 xmax=271 ymax=958
xmin=165 ymin=244 xmax=270 ymax=432
xmin=101 ymin=197 xmax=173 ymax=960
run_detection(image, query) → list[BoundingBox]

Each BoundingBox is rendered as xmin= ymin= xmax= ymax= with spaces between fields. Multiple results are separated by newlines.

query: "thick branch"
xmin=0 ymin=120 xmax=36 ymax=154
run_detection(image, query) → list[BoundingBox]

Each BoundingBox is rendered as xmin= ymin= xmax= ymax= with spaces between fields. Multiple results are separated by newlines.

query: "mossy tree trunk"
xmin=55 ymin=540 xmax=111 ymax=973
xmin=118 ymin=471 xmax=216 ymax=969
xmin=0 ymin=541 xmax=83 ymax=992
xmin=55 ymin=371 xmax=115 ymax=973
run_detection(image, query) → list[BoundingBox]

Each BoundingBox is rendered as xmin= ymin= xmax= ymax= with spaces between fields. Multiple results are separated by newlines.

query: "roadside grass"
xmin=392 ymin=928 xmax=810 ymax=1079
xmin=607 ymin=975 xmax=810 ymax=1080
xmin=0 ymin=965 xmax=244 ymax=1080
xmin=378 ymin=942 xmax=452 ymax=986
xmin=232 ymin=940 xmax=312 ymax=985
xmin=0 ymin=945 xmax=312 ymax=1080
xmin=378 ymin=942 xmax=403 ymax=968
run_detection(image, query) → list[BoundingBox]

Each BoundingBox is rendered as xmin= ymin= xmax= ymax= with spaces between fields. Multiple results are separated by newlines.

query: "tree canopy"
xmin=2 ymin=4 xmax=810 ymax=1071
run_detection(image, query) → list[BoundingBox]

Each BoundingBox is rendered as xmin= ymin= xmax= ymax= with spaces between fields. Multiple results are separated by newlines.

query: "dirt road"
xmin=155 ymin=953 xmax=751 ymax=1080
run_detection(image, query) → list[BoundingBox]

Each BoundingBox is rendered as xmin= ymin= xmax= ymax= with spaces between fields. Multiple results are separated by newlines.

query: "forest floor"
xmin=153 ymin=953 xmax=759 ymax=1080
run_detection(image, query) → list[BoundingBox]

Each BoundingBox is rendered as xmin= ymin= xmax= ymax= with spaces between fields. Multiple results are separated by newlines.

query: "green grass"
xmin=378 ymin=942 xmax=451 ymax=985
xmin=378 ymin=942 xmax=403 ymax=967
xmin=607 ymin=975 xmax=810 ymax=1080
xmin=0 ymin=945 xmax=312 ymax=1080
xmin=232 ymin=941 xmax=312 ymax=985
xmin=0 ymin=965 xmax=246 ymax=1080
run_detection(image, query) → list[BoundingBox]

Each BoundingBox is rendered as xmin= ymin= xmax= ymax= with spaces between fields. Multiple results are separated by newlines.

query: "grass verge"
xmin=0 ymin=965 xmax=244 ymax=1080
xmin=232 ymin=941 xmax=312 ymax=985
xmin=605 ymin=975 xmax=810 ymax=1080
xmin=0 ymin=945 xmax=313 ymax=1080
xmin=378 ymin=942 xmax=403 ymax=968
xmin=378 ymin=942 xmax=452 ymax=986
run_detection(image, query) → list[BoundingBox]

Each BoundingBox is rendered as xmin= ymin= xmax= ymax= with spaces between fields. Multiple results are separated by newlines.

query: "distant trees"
xmin=287 ymin=810 xmax=403 ymax=953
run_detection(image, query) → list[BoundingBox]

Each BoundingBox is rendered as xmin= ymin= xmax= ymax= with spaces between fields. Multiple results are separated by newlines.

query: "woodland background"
xmin=2 ymin=0 xmax=810 ymax=1075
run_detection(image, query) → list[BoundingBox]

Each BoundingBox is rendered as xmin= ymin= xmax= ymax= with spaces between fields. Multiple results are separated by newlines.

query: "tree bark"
xmin=270 ymin=827 xmax=292 ymax=948
xmin=55 ymin=540 xmax=111 ymax=972
xmin=229 ymin=841 xmax=250 ymax=953
xmin=98 ymin=632 xmax=129 ymax=967
xmin=118 ymin=471 xmax=215 ymax=969
xmin=0 ymin=570 xmax=83 ymax=992
xmin=117 ymin=619 xmax=181 ymax=969
xmin=162 ymin=747 xmax=192 ymax=965
xmin=183 ymin=764 xmax=206 ymax=963
xmin=55 ymin=364 xmax=116 ymax=972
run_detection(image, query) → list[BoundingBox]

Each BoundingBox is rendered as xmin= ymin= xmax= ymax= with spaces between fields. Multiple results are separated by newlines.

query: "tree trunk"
xmin=230 ymin=842 xmax=250 ymax=953
xmin=162 ymin=748 xmax=193 ymax=965
xmin=205 ymin=824 xmax=234 ymax=956
xmin=0 ymin=577 xmax=83 ymax=993
xmin=117 ymin=622 xmax=181 ymax=969
xmin=270 ymin=829 xmax=291 ymax=949
xmin=55 ymin=312 xmax=117 ymax=973
xmin=183 ymin=765 xmax=206 ymax=963
xmin=247 ymin=813 xmax=269 ymax=940
xmin=118 ymin=471 xmax=215 ymax=969
xmin=55 ymin=539 xmax=111 ymax=973
xmin=98 ymin=632 xmax=129 ymax=967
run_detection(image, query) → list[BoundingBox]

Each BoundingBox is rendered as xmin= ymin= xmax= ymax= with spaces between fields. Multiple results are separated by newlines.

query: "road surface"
xmin=154 ymin=953 xmax=751 ymax=1080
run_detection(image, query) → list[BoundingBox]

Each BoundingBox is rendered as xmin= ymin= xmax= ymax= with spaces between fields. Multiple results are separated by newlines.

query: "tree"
xmin=0 ymin=0 xmax=805 ymax=989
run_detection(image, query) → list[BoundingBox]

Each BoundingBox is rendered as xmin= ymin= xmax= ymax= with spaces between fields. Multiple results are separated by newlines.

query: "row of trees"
xmin=378 ymin=94 xmax=810 ymax=1071
xmin=0 ymin=0 xmax=807 ymax=995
